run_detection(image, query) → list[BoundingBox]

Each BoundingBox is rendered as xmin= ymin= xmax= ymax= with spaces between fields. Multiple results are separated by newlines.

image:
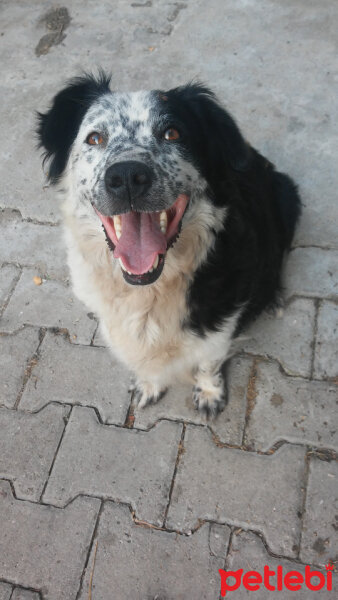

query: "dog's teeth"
xmin=113 ymin=215 xmax=122 ymax=239
xmin=159 ymin=211 xmax=167 ymax=233
xmin=153 ymin=255 xmax=159 ymax=269
xmin=119 ymin=258 xmax=127 ymax=272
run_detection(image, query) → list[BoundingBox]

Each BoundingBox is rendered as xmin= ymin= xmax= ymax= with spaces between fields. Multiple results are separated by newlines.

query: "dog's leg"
xmin=192 ymin=360 xmax=227 ymax=418
xmin=133 ymin=379 xmax=168 ymax=409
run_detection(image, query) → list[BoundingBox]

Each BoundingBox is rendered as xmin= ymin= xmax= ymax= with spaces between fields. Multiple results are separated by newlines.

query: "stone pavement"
xmin=0 ymin=0 xmax=337 ymax=598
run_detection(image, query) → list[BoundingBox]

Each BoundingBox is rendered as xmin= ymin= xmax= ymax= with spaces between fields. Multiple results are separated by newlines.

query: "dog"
xmin=37 ymin=72 xmax=301 ymax=417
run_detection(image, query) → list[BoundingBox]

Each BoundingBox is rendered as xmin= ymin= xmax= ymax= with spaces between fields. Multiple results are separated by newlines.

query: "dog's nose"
xmin=105 ymin=161 xmax=153 ymax=203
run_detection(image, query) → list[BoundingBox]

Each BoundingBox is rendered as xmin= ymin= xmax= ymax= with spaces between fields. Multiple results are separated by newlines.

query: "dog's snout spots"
xmin=105 ymin=161 xmax=153 ymax=202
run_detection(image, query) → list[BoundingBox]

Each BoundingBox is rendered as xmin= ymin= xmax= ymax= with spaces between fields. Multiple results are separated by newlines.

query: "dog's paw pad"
xmin=192 ymin=386 xmax=226 ymax=419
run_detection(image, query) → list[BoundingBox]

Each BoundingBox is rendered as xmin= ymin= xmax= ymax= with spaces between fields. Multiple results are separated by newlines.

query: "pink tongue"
xmin=113 ymin=212 xmax=167 ymax=274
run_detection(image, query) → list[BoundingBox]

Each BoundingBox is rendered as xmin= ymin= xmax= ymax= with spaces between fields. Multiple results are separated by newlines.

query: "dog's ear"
xmin=37 ymin=72 xmax=111 ymax=183
xmin=169 ymin=83 xmax=251 ymax=175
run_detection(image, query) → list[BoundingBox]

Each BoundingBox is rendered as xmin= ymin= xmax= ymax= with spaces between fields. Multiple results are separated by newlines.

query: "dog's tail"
xmin=273 ymin=171 xmax=302 ymax=249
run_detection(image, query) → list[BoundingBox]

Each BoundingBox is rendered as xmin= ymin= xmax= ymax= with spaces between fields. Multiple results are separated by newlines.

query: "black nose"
xmin=105 ymin=161 xmax=153 ymax=204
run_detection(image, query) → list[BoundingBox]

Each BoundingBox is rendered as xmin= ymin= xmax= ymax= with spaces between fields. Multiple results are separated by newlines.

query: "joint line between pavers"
xmin=14 ymin=327 xmax=47 ymax=410
xmin=39 ymin=405 xmax=73 ymax=503
xmin=0 ymin=578 xmax=44 ymax=598
xmin=0 ymin=266 xmax=22 ymax=319
xmin=0 ymin=206 xmax=60 ymax=227
xmin=310 ymin=298 xmax=321 ymax=380
xmin=297 ymin=449 xmax=311 ymax=561
xmin=75 ymin=500 xmax=103 ymax=600
xmin=163 ymin=423 xmax=186 ymax=528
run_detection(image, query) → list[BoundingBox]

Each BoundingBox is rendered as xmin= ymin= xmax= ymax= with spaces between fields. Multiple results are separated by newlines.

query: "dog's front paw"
xmin=133 ymin=381 xmax=167 ymax=409
xmin=192 ymin=386 xmax=226 ymax=418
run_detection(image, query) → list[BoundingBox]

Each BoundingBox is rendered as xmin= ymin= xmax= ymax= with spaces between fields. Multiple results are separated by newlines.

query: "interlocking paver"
xmin=166 ymin=426 xmax=306 ymax=556
xmin=11 ymin=590 xmax=40 ymax=600
xmin=244 ymin=360 xmax=338 ymax=451
xmin=0 ymin=403 xmax=69 ymax=500
xmin=0 ymin=328 xmax=40 ymax=409
xmin=284 ymin=248 xmax=338 ymax=300
xmin=300 ymin=458 xmax=338 ymax=566
xmin=43 ymin=406 xmax=182 ymax=525
xmin=0 ymin=212 xmax=66 ymax=279
xmin=78 ymin=501 xmax=229 ymax=600
xmin=314 ymin=301 xmax=338 ymax=380
xmin=20 ymin=331 xmax=132 ymax=424
xmin=227 ymin=530 xmax=337 ymax=598
xmin=0 ymin=269 xmax=96 ymax=344
xmin=243 ymin=298 xmax=315 ymax=377
xmin=0 ymin=583 xmax=12 ymax=600
xmin=0 ymin=480 xmax=100 ymax=600
xmin=0 ymin=264 xmax=20 ymax=311
xmin=134 ymin=356 xmax=251 ymax=445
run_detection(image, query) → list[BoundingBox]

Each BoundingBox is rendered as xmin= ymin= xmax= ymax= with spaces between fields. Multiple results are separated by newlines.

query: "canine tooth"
xmin=119 ymin=258 xmax=127 ymax=272
xmin=113 ymin=215 xmax=122 ymax=239
xmin=159 ymin=211 xmax=167 ymax=232
xmin=153 ymin=255 xmax=159 ymax=269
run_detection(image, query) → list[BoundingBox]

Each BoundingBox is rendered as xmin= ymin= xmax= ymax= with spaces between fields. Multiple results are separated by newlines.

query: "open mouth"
xmin=94 ymin=194 xmax=189 ymax=285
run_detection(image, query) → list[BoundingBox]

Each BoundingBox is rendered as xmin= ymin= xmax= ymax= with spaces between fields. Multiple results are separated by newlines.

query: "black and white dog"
xmin=38 ymin=73 xmax=301 ymax=416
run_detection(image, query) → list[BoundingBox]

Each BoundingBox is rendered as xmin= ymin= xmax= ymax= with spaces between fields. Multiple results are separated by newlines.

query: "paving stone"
xmin=134 ymin=355 xmax=252 ymax=445
xmin=243 ymin=298 xmax=315 ymax=377
xmin=20 ymin=331 xmax=132 ymax=424
xmin=0 ymin=583 xmax=12 ymax=600
xmin=78 ymin=501 xmax=229 ymax=600
xmin=244 ymin=361 xmax=338 ymax=452
xmin=0 ymin=264 xmax=20 ymax=312
xmin=284 ymin=248 xmax=338 ymax=300
xmin=0 ymin=328 xmax=40 ymax=409
xmin=0 ymin=480 xmax=100 ymax=600
xmin=43 ymin=406 xmax=182 ymax=525
xmin=166 ymin=426 xmax=306 ymax=556
xmin=0 ymin=269 xmax=96 ymax=345
xmin=227 ymin=530 xmax=337 ymax=598
xmin=0 ymin=403 xmax=69 ymax=501
xmin=11 ymin=590 xmax=41 ymax=600
xmin=0 ymin=212 xmax=67 ymax=279
xmin=314 ymin=301 xmax=338 ymax=380
xmin=300 ymin=458 xmax=338 ymax=566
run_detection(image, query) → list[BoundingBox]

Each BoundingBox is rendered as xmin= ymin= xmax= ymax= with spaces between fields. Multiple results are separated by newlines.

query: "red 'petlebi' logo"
xmin=219 ymin=563 xmax=334 ymax=596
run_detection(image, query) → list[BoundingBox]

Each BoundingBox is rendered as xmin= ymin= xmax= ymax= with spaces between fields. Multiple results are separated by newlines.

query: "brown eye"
xmin=163 ymin=128 xmax=180 ymax=141
xmin=86 ymin=132 xmax=104 ymax=145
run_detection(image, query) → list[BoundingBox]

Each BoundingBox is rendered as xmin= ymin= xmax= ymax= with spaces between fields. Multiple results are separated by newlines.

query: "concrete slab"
xmin=20 ymin=330 xmax=132 ymax=424
xmin=0 ymin=480 xmax=100 ymax=600
xmin=314 ymin=301 xmax=338 ymax=380
xmin=243 ymin=298 xmax=315 ymax=377
xmin=166 ymin=426 xmax=306 ymax=556
xmin=1 ymin=269 xmax=96 ymax=344
xmin=244 ymin=360 xmax=338 ymax=451
xmin=284 ymin=248 xmax=338 ymax=301
xmin=0 ymin=211 xmax=67 ymax=280
xmin=227 ymin=530 xmax=337 ymax=598
xmin=43 ymin=407 xmax=182 ymax=525
xmin=300 ymin=457 xmax=338 ymax=567
xmin=0 ymin=328 xmax=40 ymax=409
xmin=78 ymin=502 xmax=229 ymax=600
xmin=0 ymin=403 xmax=69 ymax=501
xmin=0 ymin=583 xmax=12 ymax=600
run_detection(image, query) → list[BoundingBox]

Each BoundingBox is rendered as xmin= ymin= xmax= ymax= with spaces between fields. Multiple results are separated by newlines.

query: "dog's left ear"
xmin=37 ymin=71 xmax=111 ymax=183
xmin=172 ymin=83 xmax=251 ymax=174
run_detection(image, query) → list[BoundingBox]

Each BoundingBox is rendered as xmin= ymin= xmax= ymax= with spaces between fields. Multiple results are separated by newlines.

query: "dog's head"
xmin=38 ymin=73 xmax=250 ymax=285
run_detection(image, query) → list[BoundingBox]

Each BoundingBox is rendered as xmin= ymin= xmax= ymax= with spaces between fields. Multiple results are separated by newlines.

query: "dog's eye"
xmin=163 ymin=128 xmax=180 ymax=141
xmin=86 ymin=132 xmax=104 ymax=146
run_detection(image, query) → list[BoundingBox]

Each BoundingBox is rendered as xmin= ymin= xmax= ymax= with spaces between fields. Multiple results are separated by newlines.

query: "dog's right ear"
xmin=37 ymin=72 xmax=111 ymax=183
